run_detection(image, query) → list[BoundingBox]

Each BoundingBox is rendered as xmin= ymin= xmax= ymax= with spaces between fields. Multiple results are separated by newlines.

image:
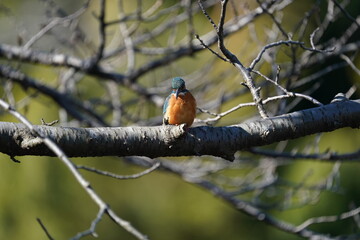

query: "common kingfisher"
xmin=163 ymin=77 xmax=196 ymax=127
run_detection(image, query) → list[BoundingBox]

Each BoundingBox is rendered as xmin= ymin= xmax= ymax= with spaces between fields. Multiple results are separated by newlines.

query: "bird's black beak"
xmin=175 ymin=88 xmax=180 ymax=99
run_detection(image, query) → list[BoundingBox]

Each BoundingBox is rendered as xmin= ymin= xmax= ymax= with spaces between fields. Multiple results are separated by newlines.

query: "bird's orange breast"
xmin=165 ymin=92 xmax=196 ymax=127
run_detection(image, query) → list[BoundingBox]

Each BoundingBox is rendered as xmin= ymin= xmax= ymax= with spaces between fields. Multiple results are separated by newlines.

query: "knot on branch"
xmin=162 ymin=124 xmax=187 ymax=146
xmin=14 ymin=128 xmax=43 ymax=149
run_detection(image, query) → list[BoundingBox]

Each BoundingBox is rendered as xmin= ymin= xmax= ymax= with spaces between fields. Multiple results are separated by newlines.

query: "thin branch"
xmin=143 ymin=157 xmax=352 ymax=239
xmin=92 ymin=0 xmax=106 ymax=64
xmin=295 ymin=205 xmax=360 ymax=232
xmin=77 ymin=161 xmax=160 ymax=180
xmin=173 ymin=171 xmax=330 ymax=239
xmin=118 ymin=0 xmax=136 ymax=73
xmin=290 ymin=61 xmax=348 ymax=89
xmin=0 ymin=64 xmax=107 ymax=126
xmin=0 ymin=99 xmax=148 ymax=240
xmin=197 ymin=101 xmax=256 ymax=125
xmin=106 ymin=1 xmax=181 ymax=25
xmin=37 ymin=218 xmax=55 ymax=240
xmin=252 ymin=69 xmax=323 ymax=106
xmin=70 ymin=207 xmax=106 ymax=240
xmin=340 ymin=54 xmax=360 ymax=76
xmin=198 ymin=0 xmax=268 ymax=118
xmin=197 ymin=0 xmax=218 ymax=31
xmin=23 ymin=1 xmax=90 ymax=50
xmin=331 ymin=0 xmax=360 ymax=28
xmin=198 ymin=69 xmax=324 ymax=125
xmin=195 ymin=34 xmax=228 ymax=62
xmin=300 ymin=44 xmax=335 ymax=53
xmin=41 ymin=118 xmax=59 ymax=126
xmin=256 ymin=0 xmax=289 ymax=39
xmin=309 ymin=27 xmax=320 ymax=49
xmin=0 ymin=0 xmax=280 ymax=110
xmin=248 ymin=148 xmax=360 ymax=161
xmin=185 ymin=0 xmax=195 ymax=50
xmin=104 ymin=0 xmax=219 ymax=59
xmin=10 ymin=155 xmax=21 ymax=163
xmin=249 ymin=40 xmax=334 ymax=70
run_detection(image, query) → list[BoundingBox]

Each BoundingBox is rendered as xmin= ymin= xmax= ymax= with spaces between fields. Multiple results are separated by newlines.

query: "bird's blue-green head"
xmin=172 ymin=77 xmax=186 ymax=99
xmin=172 ymin=77 xmax=185 ymax=89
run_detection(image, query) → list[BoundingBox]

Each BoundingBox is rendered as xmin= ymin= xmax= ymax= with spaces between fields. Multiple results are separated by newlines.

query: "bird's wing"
xmin=162 ymin=94 xmax=172 ymax=125
xmin=163 ymin=94 xmax=171 ymax=114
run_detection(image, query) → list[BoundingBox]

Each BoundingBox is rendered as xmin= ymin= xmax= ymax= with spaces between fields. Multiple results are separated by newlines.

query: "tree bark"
xmin=1 ymin=97 xmax=359 ymax=161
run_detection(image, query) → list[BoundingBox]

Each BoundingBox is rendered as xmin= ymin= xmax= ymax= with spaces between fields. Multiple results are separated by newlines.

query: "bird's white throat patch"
xmin=174 ymin=92 xmax=186 ymax=96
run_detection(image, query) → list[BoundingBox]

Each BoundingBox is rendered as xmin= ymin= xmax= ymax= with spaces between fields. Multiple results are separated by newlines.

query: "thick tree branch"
xmin=1 ymin=98 xmax=359 ymax=161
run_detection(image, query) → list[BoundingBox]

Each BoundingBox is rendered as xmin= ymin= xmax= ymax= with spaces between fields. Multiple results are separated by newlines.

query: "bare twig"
xmin=340 ymin=54 xmax=360 ymax=76
xmin=0 ymin=64 xmax=107 ymax=126
xmin=70 ymin=207 xmax=106 ymax=240
xmin=77 ymin=161 xmax=160 ymax=180
xmin=331 ymin=0 xmax=360 ymax=28
xmin=37 ymin=218 xmax=55 ymax=240
xmin=195 ymin=34 xmax=228 ymax=62
xmin=256 ymin=0 xmax=289 ymax=39
xmin=295 ymin=205 xmax=360 ymax=232
xmin=198 ymin=0 xmax=269 ymax=118
xmin=184 ymin=0 xmax=195 ymax=50
xmin=290 ymin=61 xmax=348 ymax=89
xmin=92 ymin=0 xmax=106 ymax=64
xmin=248 ymin=148 xmax=360 ymax=161
xmin=249 ymin=40 xmax=335 ymax=71
xmin=118 ymin=0 xmax=136 ymax=73
xmin=249 ymin=40 xmax=305 ymax=70
xmin=309 ymin=27 xmax=320 ymax=49
xmin=10 ymin=155 xmax=21 ymax=163
xmin=0 ymin=99 xmax=148 ymax=240
xmin=41 ymin=118 xmax=59 ymax=126
xmin=197 ymin=101 xmax=256 ymax=125
xmin=252 ymin=69 xmax=323 ymax=106
xmin=162 ymin=160 xmax=331 ymax=239
xmin=197 ymin=0 xmax=218 ymax=31
xmin=23 ymin=1 xmax=90 ymax=50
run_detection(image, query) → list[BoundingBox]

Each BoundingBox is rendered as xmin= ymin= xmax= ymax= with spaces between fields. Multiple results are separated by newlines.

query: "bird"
xmin=163 ymin=77 xmax=196 ymax=127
